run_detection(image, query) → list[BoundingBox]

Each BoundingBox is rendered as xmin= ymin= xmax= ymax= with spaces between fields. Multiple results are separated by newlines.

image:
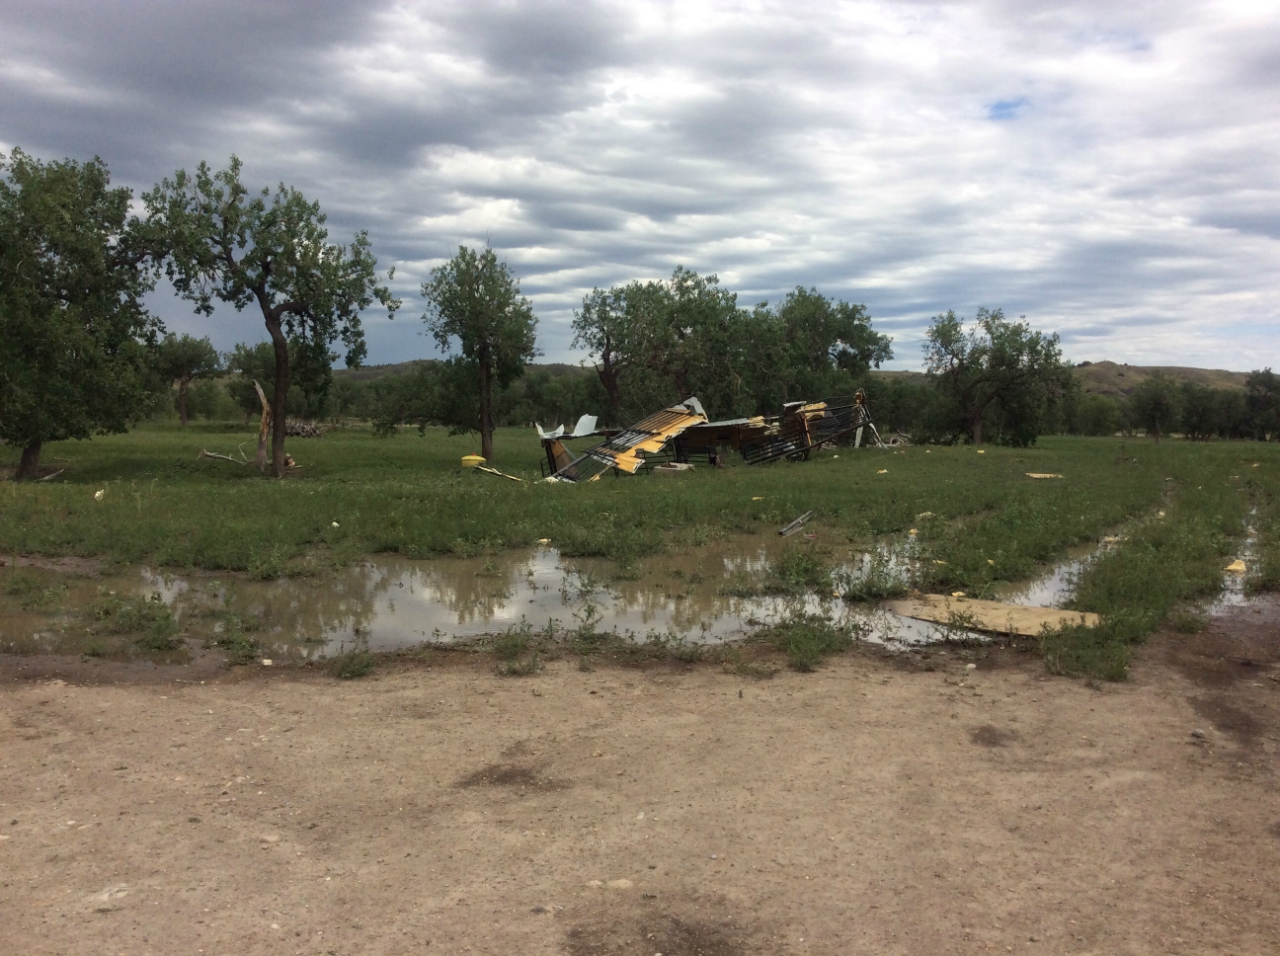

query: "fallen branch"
xmin=779 ymin=510 xmax=816 ymax=537
xmin=38 ymin=469 xmax=65 ymax=482
xmin=198 ymin=448 xmax=248 ymax=464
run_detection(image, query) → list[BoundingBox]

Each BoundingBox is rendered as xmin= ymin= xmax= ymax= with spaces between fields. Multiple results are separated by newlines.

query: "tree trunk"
xmin=15 ymin=441 xmax=42 ymax=480
xmin=265 ymin=316 xmax=290 ymax=477
xmin=253 ymin=380 xmax=271 ymax=472
xmin=479 ymin=358 xmax=494 ymax=461
xmin=970 ymin=413 xmax=984 ymax=445
xmin=597 ymin=347 xmax=621 ymax=425
xmin=178 ymin=377 xmax=191 ymax=426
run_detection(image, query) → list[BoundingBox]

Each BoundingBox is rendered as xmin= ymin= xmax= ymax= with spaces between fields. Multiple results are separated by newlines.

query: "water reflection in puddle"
xmin=1210 ymin=518 xmax=1259 ymax=616
xmin=4 ymin=533 xmax=1126 ymax=659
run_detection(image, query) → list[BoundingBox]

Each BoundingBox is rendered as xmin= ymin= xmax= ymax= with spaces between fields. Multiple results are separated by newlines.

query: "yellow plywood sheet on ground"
xmin=884 ymin=594 xmax=1101 ymax=636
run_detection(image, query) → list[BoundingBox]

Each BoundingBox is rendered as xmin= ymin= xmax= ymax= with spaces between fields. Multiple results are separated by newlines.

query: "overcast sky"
xmin=2 ymin=0 xmax=1276 ymax=371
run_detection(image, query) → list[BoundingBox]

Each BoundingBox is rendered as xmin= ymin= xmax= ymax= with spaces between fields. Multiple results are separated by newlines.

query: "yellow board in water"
xmin=461 ymin=454 xmax=486 ymax=468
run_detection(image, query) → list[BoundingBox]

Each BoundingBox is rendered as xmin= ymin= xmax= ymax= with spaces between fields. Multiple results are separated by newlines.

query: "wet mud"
xmin=1154 ymin=594 xmax=1280 ymax=762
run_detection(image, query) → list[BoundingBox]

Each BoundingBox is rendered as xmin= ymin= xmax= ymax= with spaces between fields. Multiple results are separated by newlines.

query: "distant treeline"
xmin=868 ymin=369 xmax=1280 ymax=442
xmin=153 ymin=269 xmax=1280 ymax=446
xmin=168 ymin=342 xmax=1280 ymax=445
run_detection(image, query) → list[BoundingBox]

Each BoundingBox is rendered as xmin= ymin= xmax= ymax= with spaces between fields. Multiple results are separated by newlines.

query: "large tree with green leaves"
xmin=144 ymin=156 xmax=399 ymax=476
xmin=572 ymin=271 xmax=894 ymax=421
xmin=571 ymin=280 xmax=667 ymax=423
xmin=923 ymin=308 xmax=1069 ymax=445
xmin=1246 ymin=368 xmax=1280 ymax=440
xmin=155 ymin=333 xmax=222 ymax=426
xmin=771 ymin=287 xmax=893 ymax=400
xmin=0 ymin=149 xmax=162 ymax=479
xmin=1126 ymin=372 xmax=1182 ymax=442
xmin=421 ymin=246 xmax=539 ymax=460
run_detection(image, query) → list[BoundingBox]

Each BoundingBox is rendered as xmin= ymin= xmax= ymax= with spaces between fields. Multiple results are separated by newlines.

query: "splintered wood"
xmin=885 ymin=593 xmax=1101 ymax=636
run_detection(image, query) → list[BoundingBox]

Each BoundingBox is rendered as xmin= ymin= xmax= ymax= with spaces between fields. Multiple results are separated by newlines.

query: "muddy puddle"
xmin=1210 ymin=517 xmax=1259 ymax=615
xmin=0 ymin=533 xmax=1119 ymax=662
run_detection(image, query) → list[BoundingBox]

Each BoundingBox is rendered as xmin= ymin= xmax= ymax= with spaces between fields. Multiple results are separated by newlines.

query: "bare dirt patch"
xmin=969 ymin=723 xmax=1019 ymax=747
xmin=0 ymin=644 xmax=226 ymax=685
xmin=564 ymin=898 xmax=759 ymax=956
xmin=0 ymin=553 xmax=101 ymax=575
xmin=458 ymin=762 xmax=566 ymax=792
xmin=1154 ymin=595 xmax=1280 ymax=760
xmin=1 ymin=635 xmax=1278 ymax=955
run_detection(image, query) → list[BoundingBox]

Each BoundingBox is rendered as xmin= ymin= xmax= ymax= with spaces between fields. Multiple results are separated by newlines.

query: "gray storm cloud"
xmin=1 ymin=0 xmax=1276 ymax=370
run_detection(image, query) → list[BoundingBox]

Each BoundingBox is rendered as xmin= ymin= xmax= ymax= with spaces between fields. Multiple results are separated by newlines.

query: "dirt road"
xmin=2 ymin=604 xmax=1277 ymax=955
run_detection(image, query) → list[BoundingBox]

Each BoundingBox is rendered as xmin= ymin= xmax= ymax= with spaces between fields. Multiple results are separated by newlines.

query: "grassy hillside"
xmin=335 ymin=361 xmax=594 ymax=383
xmin=1072 ymin=361 xmax=1250 ymax=397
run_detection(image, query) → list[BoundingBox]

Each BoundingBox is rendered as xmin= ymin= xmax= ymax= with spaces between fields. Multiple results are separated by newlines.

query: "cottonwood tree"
xmin=225 ymin=342 xmax=277 ymax=421
xmin=421 ymin=246 xmax=539 ymax=460
xmin=145 ymin=156 xmax=398 ymax=476
xmin=1126 ymin=372 xmax=1182 ymax=442
xmin=771 ymin=287 xmax=893 ymax=400
xmin=571 ymin=281 xmax=667 ymax=424
xmin=0 ymin=149 xmax=162 ymax=479
xmin=156 ymin=333 xmax=221 ymax=426
xmin=1246 ymin=368 xmax=1280 ymax=440
xmin=573 ymin=272 xmax=895 ymax=421
xmin=924 ymin=308 xmax=1068 ymax=445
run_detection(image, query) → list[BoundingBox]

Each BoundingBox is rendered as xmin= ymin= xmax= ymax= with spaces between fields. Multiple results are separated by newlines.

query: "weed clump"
xmin=759 ymin=613 xmax=863 ymax=671
xmin=1 ymin=570 xmax=68 ymax=610
xmin=493 ymin=624 xmax=543 ymax=676
xmin=1040 ymin=619 xmax=1133 ymax=682
xmin=207 ymin=611 xmax=262 ymax=665
xmin=838 ymin=550 xmax=909 ymax=602
xmin=332 ymin=648 xmax=375 ymax=679
xmin=765 ymin=545 xmax=832 ymax=595
xmin=91 ymin=589 xmax=182 ymax=652
xmin=1167 ymin=606 xmax=1207 ymax=633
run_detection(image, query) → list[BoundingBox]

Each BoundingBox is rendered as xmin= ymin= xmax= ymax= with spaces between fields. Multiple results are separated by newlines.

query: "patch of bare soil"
xmin=564 ymin=898 xmax=760 ymax=956
xmin=969 ymin=723 xmax=1019 ymax=748
xmin=0 ymin=642 xmax=226 ymax=686
xmin=1 ymin=632 xmax=1278 ymax=955
xmin=0 ymin=553 xmax=102 ymax=575
xmin=1154 ymin=595 xmax=1280 ymax=757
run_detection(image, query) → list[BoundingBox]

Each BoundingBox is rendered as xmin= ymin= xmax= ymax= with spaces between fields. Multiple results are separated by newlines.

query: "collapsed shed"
xmin=538 ymin=390 xmax=885 ymax=482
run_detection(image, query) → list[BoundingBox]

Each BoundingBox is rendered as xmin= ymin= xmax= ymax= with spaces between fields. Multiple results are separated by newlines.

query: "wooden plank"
xmin=884 ymin=594 xmax=1101 ymax=636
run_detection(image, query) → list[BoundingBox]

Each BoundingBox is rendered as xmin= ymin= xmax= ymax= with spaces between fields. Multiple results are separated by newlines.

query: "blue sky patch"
xmin=987 ymin=97 xmax=1029 ymax=121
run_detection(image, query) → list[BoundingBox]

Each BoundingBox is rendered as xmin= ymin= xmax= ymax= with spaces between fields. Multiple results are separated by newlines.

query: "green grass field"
xmin=2 ymin=423 xmax=1278 ymax=678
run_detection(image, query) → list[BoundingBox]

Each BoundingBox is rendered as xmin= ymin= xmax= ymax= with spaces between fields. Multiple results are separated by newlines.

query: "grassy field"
xmin=2 ymin=423 xmax=1278 ymax=678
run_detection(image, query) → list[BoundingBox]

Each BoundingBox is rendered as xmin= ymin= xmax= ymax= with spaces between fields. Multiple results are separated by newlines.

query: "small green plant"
xmin=493 ymin=623 xmax=542 ymax=676
xmin=1166 ymin=606 xmax=1207 ymax=633
xmin=766 ymin=545 xmax=832 ymax=595
xmin=838 ymin=549 xmax=909 ymax=602
xmin=247 ymin=545 xmax=288 ymax=580
xmin=760 ymin=613 xmax=861 ymax=672
xmin=1247 ymin=549 xmax=1280 ymax=594
xmin=1040 ymin=620 xmax=1131 ymax=682
xmin=90 ymin=589 xmax=182 ymax=652
xmin=1 ymin=570 xmax=68 ymax=610
xmin=936 ymin=607 xmax=985 ymax=642
xmin=569 ymin=601 xmax=609 ymax=657
xmin=207 ymin=611 xmax=262 ymax=665
xmin=332 ymin=648 xmax=375 ymax=679
xmin=719 ymin=646 xmax=779 ymax=678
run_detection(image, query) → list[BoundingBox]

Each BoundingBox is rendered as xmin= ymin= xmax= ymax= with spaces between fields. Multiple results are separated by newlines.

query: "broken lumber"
xmin=884 ymin=594 xmax=1101 ymax=637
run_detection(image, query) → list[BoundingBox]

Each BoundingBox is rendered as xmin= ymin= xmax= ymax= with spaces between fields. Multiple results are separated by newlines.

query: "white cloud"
xmin=1 ymin=0 xmax=1276 ymax=370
